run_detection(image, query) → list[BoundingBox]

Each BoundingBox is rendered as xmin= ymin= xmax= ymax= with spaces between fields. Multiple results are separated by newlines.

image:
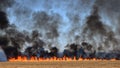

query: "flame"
xmin=8 ymin=56 xmax=117 ymax=62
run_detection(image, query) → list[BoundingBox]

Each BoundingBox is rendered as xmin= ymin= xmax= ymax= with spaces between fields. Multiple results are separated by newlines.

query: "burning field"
xmin=0 ymin=0 xmax=120 ymax=68
xmin=0 ymin=5 xmax=120 ymax=62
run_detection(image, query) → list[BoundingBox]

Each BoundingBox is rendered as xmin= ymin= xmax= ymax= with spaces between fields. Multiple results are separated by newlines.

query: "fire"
xmin=8 ymin=56 xmax=117 ymax=62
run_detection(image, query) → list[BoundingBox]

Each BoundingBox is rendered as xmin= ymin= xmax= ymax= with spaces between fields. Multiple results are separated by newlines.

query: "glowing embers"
xmin=8 ymin=56 xmax=117 ymax=62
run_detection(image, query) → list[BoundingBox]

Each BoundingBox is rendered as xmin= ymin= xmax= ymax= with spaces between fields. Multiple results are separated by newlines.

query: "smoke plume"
xmin=0 ymin=0 xmax=120 ymax=61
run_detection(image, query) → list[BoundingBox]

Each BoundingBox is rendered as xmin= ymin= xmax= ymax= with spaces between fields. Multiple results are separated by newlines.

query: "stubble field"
xmin=0 ymin=61 xmax=120 ymax=68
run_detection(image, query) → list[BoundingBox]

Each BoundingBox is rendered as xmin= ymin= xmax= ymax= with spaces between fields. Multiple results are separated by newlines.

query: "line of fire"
xmin=1 ymin=42 xmax=120 ymax=62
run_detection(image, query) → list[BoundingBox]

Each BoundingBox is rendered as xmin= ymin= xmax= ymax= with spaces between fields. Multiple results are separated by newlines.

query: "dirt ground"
xmin=0 ymin=61 xmax=120 ymax=68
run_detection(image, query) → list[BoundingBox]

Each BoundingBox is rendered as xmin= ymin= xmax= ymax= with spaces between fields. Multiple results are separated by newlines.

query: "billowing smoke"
xmin=82 ymin=6 xmax=107 ymax=36
xmin=0 ymin=11 xmax=9 ymax=30
xmin=94 ymin=0 xmax=120 ymax=52
xmin=82 ymin=5 xmax=119 ymax=53
xmin=0 ymin=0 xmax=120 ymax=61
xmin=32 ymin=11 xmax=61 ymax=46
xmin=0 ymin=11 xmax=10 ymax=61
xmin=95 ymin=0 xmax=120 ymax=34
xmin=4 ymin=0 xmax=95 ymax=53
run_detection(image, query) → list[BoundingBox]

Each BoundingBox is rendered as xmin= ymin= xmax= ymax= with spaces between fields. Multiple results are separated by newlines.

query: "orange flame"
xmin=8 ymin=56 xmax=117 ymax=62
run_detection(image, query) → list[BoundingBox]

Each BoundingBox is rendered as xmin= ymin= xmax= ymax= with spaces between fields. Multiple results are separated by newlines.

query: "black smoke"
xmin=0 ymin=11 xmax=9 ymax=29
xmin=0 ymin=0 xmax=120 ymax=61
xmin=82 ymin=5 xmax=119 ymax=53
xmin=95 ymin=0 xmax=120 ymax=34
xmin=0 ymin=11 xmax=9 ymax=47
xmin=82 ymin=6 xmax=107 ymax=37
xmin=0 ymin=36 xmax=9 ymax=47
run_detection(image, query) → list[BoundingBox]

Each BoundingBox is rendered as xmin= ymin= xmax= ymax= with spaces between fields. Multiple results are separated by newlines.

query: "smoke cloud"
xmin=0 ymin=0 xmax=120 ymax=60
xmin=0 ymin=11 xmax=9 ymax=30
xmin=95 ymin=0 xmax=120 ymax=34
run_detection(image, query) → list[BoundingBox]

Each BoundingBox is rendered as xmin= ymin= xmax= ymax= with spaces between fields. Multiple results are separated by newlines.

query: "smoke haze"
xmin=0 ymin=0 xmax=120 ymax=54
